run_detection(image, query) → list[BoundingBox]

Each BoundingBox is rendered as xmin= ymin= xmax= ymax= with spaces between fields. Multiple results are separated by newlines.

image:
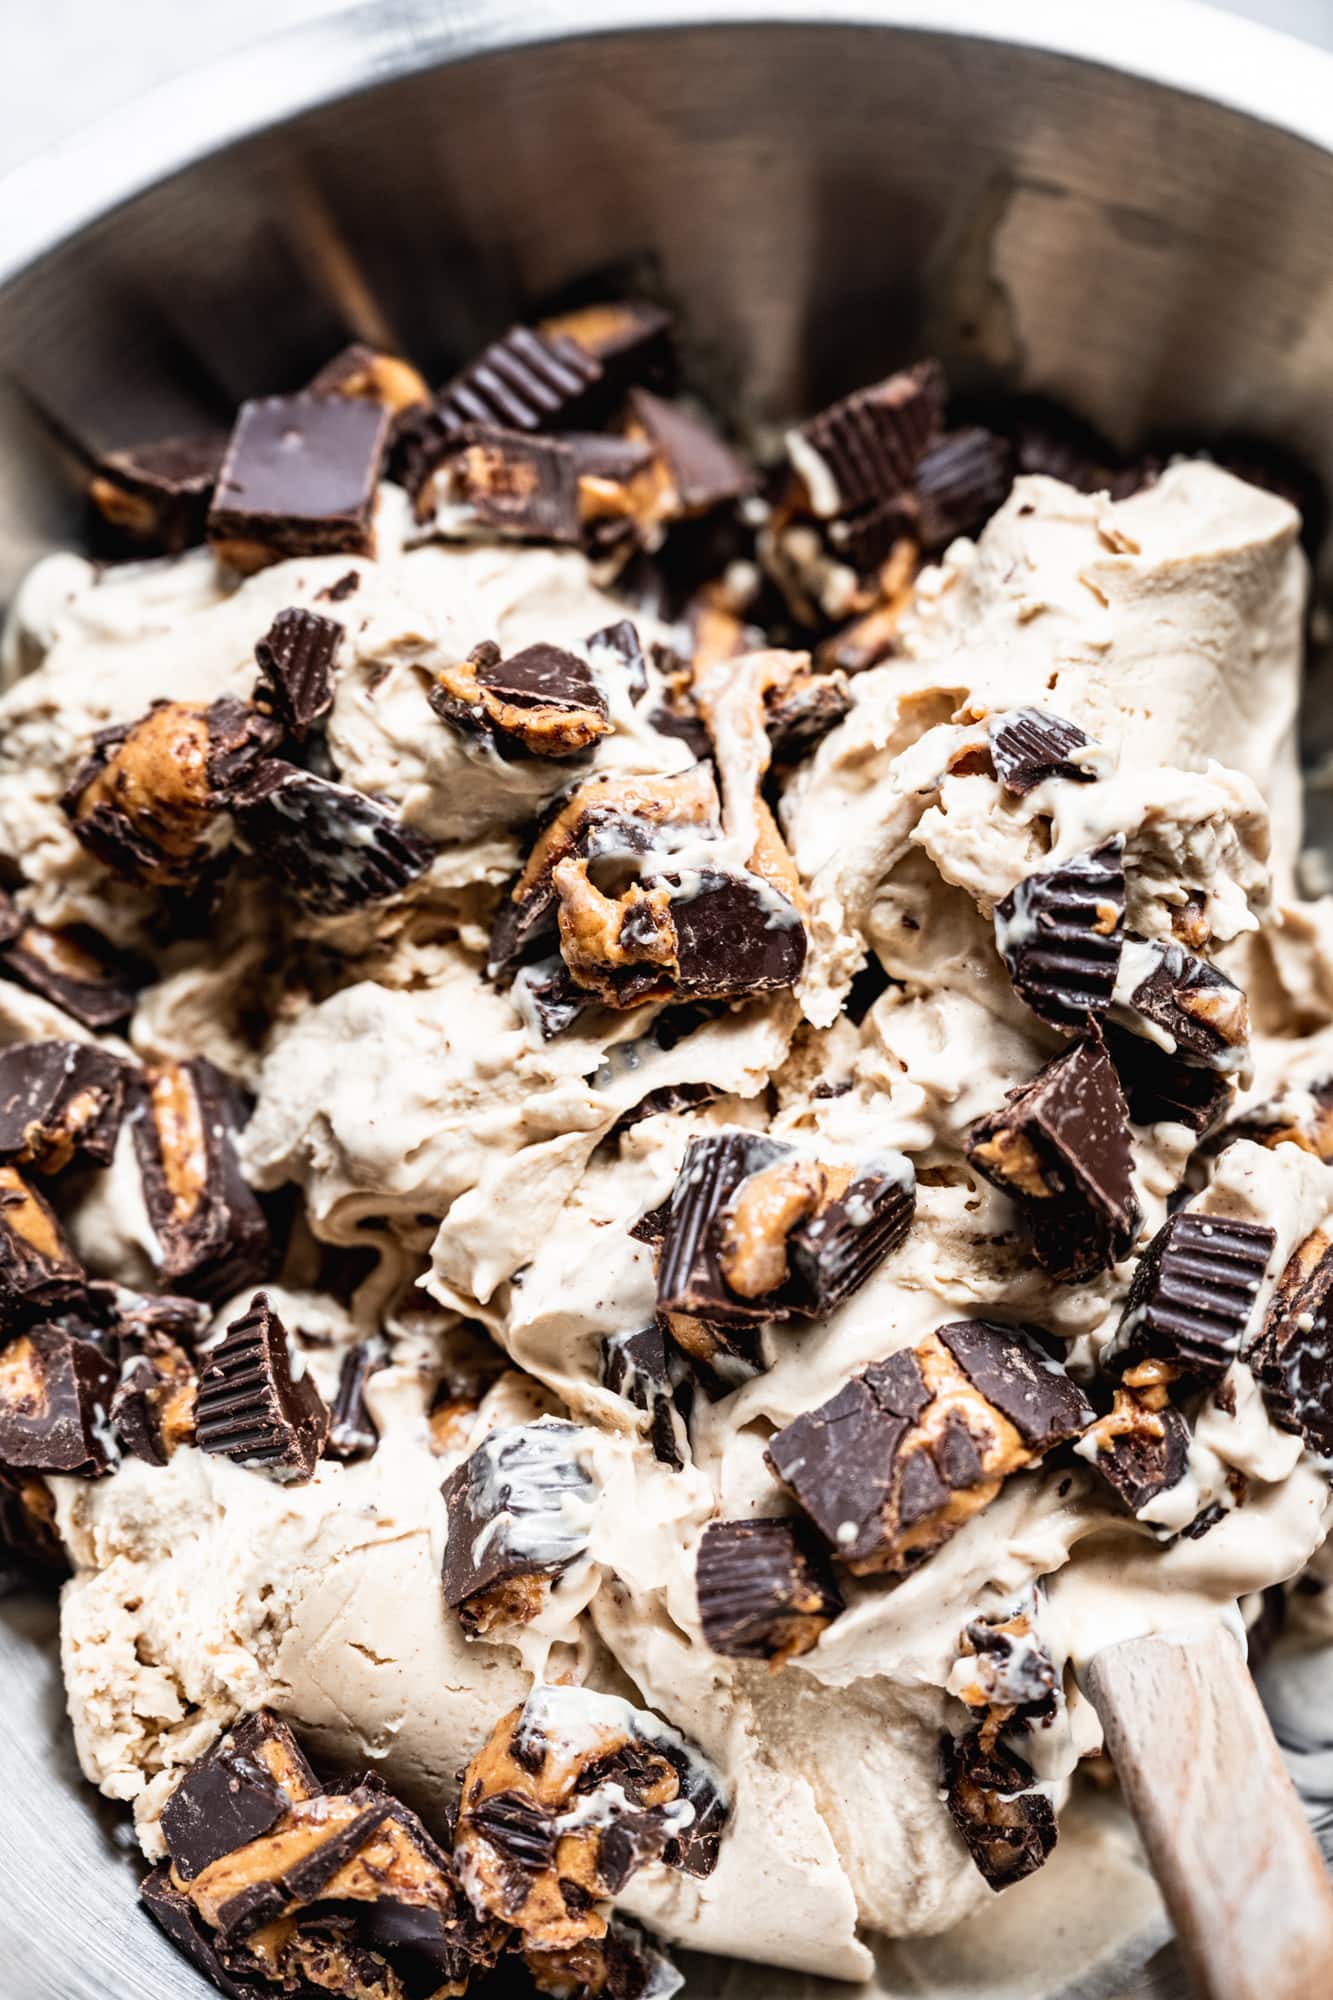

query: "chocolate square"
xmin=208 ymin=395 xmax=391 ymax=571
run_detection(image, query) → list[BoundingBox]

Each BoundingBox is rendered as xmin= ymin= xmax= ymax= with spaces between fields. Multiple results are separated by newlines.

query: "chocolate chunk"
xmin=512 ymin=957 xmax=596 ymax=1040
xmin=430 ymin=640 xmax=611 ymax=761
xmin=398 ymin=326 xmax=603 ymax=497
xmin=955 ymin=1605 xmax=1058 ymax=1717
xmin=611 ymin=1080 xmax=720 ymax=1136
xmin=88 ymin=433 xmax=225 ymax=555
xmin=0 ymin=1040 xmax=129 ymax=1174
xmin=967 ymin=1030 xmax=1140 ymax=1282
xmin=440 ymin=1419 xmax=593 ymax=1634
xmin=0 ymin=1465 xmax=67 ymax=1591
xmin=61 ymin=697 xmax=280 ymax=892
xmin=788 ymin=362 xmax=946 ymax=516
xmin=109 ymin=1335 xmax=197 ymax=1467
xmin=786 ymin=1161 xmax=916 ymax=1315
xmin=942 ymin=1727 xmax=1057 ymax=1890
xmin=162 ymin=1710 xmax=319 ymax=1881
xmin=626 ymin=389 xmax=756 ymax=514
xmin=524 ymin=1915 xmax=682 ymax=2000
xmin=306 ymin=342 xmax=429 ymax=413
xmin=656 ymin=1130 xmax=796 ymax=1331
xmin=586 ymin=618 xmax=649 ymax=703
xmin=231 ymin=759 xmax=433 ymax=914
xmin=325 ymin=1337 xmax=387 ymax=1463
xmin=910 ymin=427 xmax=1013 ymax=549
xmin=1252 ymin=1229 xmax=1333 ymax=1455
xmin=253 ymin=607 xmax=343 ymax=738
xmin=540 ymin=298 xmax=676 ymax=392
xmin=938 ymin=1319 xmax=1094 ymax=1449
xmin=989 ymin=709 xmax=1099 ymax=796
xmin=763 ymin=669 xmax=853 ymax=765
xmin=1104 ymin=1021 xmax=1235 ymax=1134
xmin=195 ymin=1293 xmax=328 ymax=1483
xmin=665 ymin=868 xmax=807 ymax=1000
xmin=696 ymin=1516 xmax=842 ymax=1663
xmin=1080 ymin=1391 xmax=1191 ymax=1516
xmin=141 ymin=1869 xmax=268 ymax=2000
xmin=0 ymin=1165 xmax=86 ymax=1326
xmin=456 ymin=1685 xmax=727 ymax=1949
xmin=1106 ymin=1210 xmax=1274 ymax=1384
xmin=131 ymin=1059 xmax=271 ymax=1301
xmin=767 ymin=1322 xmax=1091 ymax=1578
xmin=602 ymin=1322 xmax=690 ymax=1469
xmin=1111 ymin=934 xmax=1249 ymax=1071
xmin=0 ymin=893 xmax=142 ymax=1030
xmin=424 ymin=424 xmax=581 ymax=540
xmin=208 ymin=394 xmax=392 ymax=573
xmin=994 ymin=841 xmax=1125 ymax=1030
xmin=0 ymin=1323 xmax=115 ymax=1474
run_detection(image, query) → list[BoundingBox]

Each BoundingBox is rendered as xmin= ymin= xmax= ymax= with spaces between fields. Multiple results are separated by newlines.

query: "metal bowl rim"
xmin=3 ymin=0 xmax=1333 ymax=298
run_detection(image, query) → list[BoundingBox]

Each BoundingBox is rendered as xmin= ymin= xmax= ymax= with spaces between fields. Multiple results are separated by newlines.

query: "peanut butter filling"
xmin=12 ymin=922 xmax=110 ymax=983
xmin=328 ymin=351 xmax=428 ymax=415
xmin=718 ymin=1160 xmax=826 ymax=1299
xmin=73 ymin=703 xmax=215 ymax=882
xmin=553 ymin=862 xmax=676 ymax=1003
xmin=433 ymin=655 xmax=611 ymax=759
xmin=1180 ymin=980 xmax=1249 ymax=1048
xmin=1084 ymin=1386 xmax=1167 ymax=1451
xmin=968 ymin=1128 xmax=1052 ymax=1202
xmin=511 ymin=766 xmax=719 ymax=909
xmin=878 ymin=1334 xmax=1032 ymax=1571
xmin=0 ymin=1333 xmax=49 ymax=1419
xmin=0 ymin=1164 xmax=66 ymax=1259
xmin=149 ymin=1066 xmax=208 ymax=1223
xmin=18 ymin=1086 xmax=104 ymax=1175
xmin=87 ymin=477 xmax=158 ymax=538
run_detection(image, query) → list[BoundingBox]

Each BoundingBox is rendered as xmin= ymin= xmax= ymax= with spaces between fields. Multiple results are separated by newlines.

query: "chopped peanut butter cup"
xmin=988 ymin=708 xmax=1099 ymax=796
xmin=306 ymin=341 xmax=430 ymax=415
xmin=162 ymin=1710 xmax=320 ymax=1881
xmin=0 ymin=892 xmax=143 ymax=1030
xmin=942 ymin=1726 xmax=1057 ymax=1890
xmin=252 ymin=607 xmax=343 ymax=739
xmin=0 ymin=1164 xmax=86 ymax=1327
xmin=1105 ymin=1209 xmax=1274 ymax=1384
xmin=440 ymin=1419 xmax=594 ymax=1635
xmin=0 ymin=1321 xmax=116 ymax=1475
xmin=696 ymin=1516 xmax=843 ymax=1664
xmin=1251 ymin=1228 xmax=1333 ymax=1456
xmin=1110 ymin=933 xmax=1250 ymax=1072
xmin=130 ymin=1058 xmax=271 ymax=1302
xmin=0 ymin=1039 xmax=130 ymax=1175
xmin=523 ymin=1914 xmax=681 ymax=2000
xmin=994 ymin=840 xmax=1125 ymax=1030
xmin=602 ymin=1321 xmax=691 ymax=1470
xmin=455 ymin=1684 xmax=727 ymax=1951
xmin=766 ymin=1321 xmax=1092 ymax=1579
xmin=787 ymin=362 xmax=946 ymax=517
xmin=430 ymin=639 xmax=611 ymax=760
xmin=88 ymin=433 xmax=225 ymax=555
xmin=1080 ymin=1389 xmax=1191 ymax=1518
xmin=967 ymin=1029 xmax=1140 ymax=1283
xmin=325 ymin=1337 xmax=387 ymax=1464
xmin=208 ymin=393 xmax=392 ymax=573
xmin=195 ymin=1292 xmax=329 ymax=1483
xmin=231 ymin=760 xmax=434 ymax=914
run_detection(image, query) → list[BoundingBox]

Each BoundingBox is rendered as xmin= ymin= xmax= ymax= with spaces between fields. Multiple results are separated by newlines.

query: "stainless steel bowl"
xmin=3 ymin=3 xmax=1333 ymax=1994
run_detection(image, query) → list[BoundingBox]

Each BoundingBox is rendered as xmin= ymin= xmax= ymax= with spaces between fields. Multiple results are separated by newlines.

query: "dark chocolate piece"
xmin=326 ymin=1337 xmax=387 ymax=1463
xmin=306 ymin=342 xmax=429 ymax=414
xmin=430 ymin=641 xmax=611 ymax=761
xmin=1081 ymin=1392 xmax=1191 ymax=1517
xmin=1104 ymin=1021 xmax=1235 ymax=1135
xmin=763 ymin=669 xmax=854 ymax=765
xmin=1106 ymin=1210 xmax=1275 ymax=1383
xmin=610 ymin=1079 xmax=720 ymax=1136
xmin=955 ymin=1605 xmax=1058 ymax=1717
xmin=0 ymin=1322 xmax=116 ymax=1474
xmin=232 ymin=759 xmax=433 ymax=914
xmin=988 ymin=709 xmax=1098 ymax=796
xmin=994 ymin=840 xmax=1125 ymax=1030
xmin=1112 ymin=934 xmax=1249 ymax=1071
xmin=440 ymin=1419 xmax=593 ymax=1634
xmin=585 ymin=618 xmax=648 ymax=703
xmin=0 ymin=1040 xmax=129 ymax=1174
xmin=61 ymin=697 xmax=279 ymax=892
xmin=0 ymin=893 xmax=142 ymax=1030
xmin=161 ymin=1709 xmax=319 ymax=1881
xmin=910 ymin=427 xmax=1013 ymax=549
xmin=88 ymin=434 xmax=225 ymax=555
xmin=696 ymin=1515 xmax=842 ymax=1663
xmin=109 ymin=1338 xmax=197 ymax=1468
xmin=767 ymin=1322 xmax=1091 ymax=1578
xmin=664 ymin=868 xmax=807 ymax=1000
xmin=786 ymin=1161 xmax=916 ymax=1315
xmin=656 ymin=1130 xmax=795 ymax=1330
xmin=942 ymin=1727 xmax=1057 ymax=1890
xmin=397 ymin=325 xmax=603 ymax=498
xmin=789 ymin=362 xmax=946 ymax=516
xmin=539 ymin=298 xmax=675 ymax=391
xmin=524 ymin=1915 xmax=681 ymax=2000
xmin=627 ymin=388 xmax=755 ymax=515
xmin=967 ymin=1030 xmax=1140 ymax=1282
xmin=0 ymin=1165 xmax=86 ymax=1327
xmin=1252 ymin=1229 xmax=1333 ymax=1456
xmin=131 ymin=1059 xmax=271 ymax=1301
xmin=208 ymin=395 xmax=392 ymax=572
xmin=602 ymin=1322 xmax=690 ymax=1470
xmin=140 ymin=1869 xmax=268 ymax=2000
xmin=425 ymin=424 xmax=581 ymax=541
xmin=0 ymin=1465 xmax=68 ymax=1591
xmin=456 ymin=1684 xmax=727 ymax=1947
xmin=253 ymin=607 xmax=343 ymax=738
xmin=512 ymin=957 xmax=596 ymax=1039
xmin=195 ymin=1292 xmax=329 ymax=1482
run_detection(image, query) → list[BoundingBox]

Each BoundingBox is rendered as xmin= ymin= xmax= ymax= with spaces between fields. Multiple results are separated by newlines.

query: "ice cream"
xmin=2 ymin=324 xmax=1332 ymax=1999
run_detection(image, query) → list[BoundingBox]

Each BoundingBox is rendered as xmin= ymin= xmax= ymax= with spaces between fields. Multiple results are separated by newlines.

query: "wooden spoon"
xmin=1085 ymin=1625 xmax=1333 ymax=1999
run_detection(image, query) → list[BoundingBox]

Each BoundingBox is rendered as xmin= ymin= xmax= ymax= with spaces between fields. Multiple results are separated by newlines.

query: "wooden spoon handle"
xmin=1085 ymin=1626 xmax=1333 ymax=2000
